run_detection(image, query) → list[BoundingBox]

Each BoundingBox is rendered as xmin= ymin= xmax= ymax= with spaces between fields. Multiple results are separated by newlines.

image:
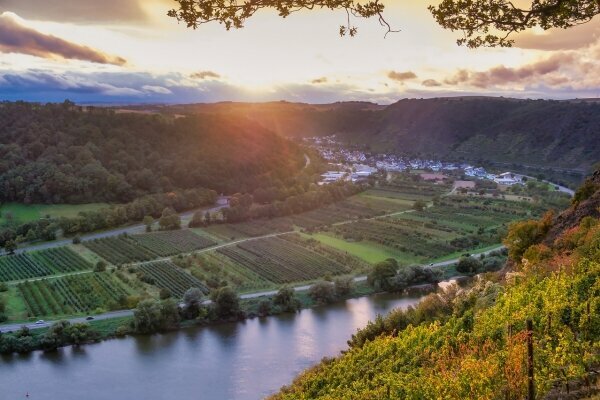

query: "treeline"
xmin=220 ymin=182 xmax=363 ymax=223
xmin=0 ymin=188 xmax=217 ymax=248
xmin=0 ymin=101 xmax=305 ymax=204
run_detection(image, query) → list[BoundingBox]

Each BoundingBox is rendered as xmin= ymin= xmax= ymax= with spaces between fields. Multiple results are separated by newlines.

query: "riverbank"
xmin=0 ymin=276 xmax=446 ymax=355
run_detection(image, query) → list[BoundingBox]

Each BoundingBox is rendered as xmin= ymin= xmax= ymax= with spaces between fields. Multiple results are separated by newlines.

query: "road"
xmin=0 ymin=196 xmax=230 ymax=256
xmin=0 ymin=244 xmax=504 ymax=333
xmin=518 ymin=174 xmax=575 ymax=196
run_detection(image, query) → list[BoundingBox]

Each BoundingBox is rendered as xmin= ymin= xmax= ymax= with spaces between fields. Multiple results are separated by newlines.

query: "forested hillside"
xmin=156 ymin=98 xmax=600 ymax=172
xmin=272 ymin=172 xmax=600 ymax=399
xmin=0 ymin=101 xmax=305 ymax=204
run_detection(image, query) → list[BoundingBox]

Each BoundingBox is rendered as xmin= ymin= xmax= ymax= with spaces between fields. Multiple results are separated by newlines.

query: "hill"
xmin=144 ymin=97 xmax=600 ymax=173
xmin=0 ymin=101 xmax=305 ymax=204
xmin=271 ymin=173 xmax=600 ymax=399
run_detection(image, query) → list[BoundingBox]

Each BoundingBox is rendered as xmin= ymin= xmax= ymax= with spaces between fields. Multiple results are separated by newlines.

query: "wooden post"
xmin=527 ymin=319 xmax=535 ymax=400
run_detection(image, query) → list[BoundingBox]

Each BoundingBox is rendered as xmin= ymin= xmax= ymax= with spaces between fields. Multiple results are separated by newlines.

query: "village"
xmin=306 ymin=135 xmax=525 ymax=187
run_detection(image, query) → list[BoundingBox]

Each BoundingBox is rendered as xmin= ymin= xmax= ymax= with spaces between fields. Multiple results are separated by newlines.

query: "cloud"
xmin=0 ymin=0 xmax=163 ymax=23
xmin=387 ymin=71 xmax=417 ymax=82
xmin=142 ymin=85 xmax=172 ymax=94
xmin=422 ymin=79 xmax=442 ymax=87
xmin=311 ymin=77 xmax=328 ymax=84
xmin=190 ymin=70 xmax=221 ymax=80
xmin=443 ymin=53 xmax=575 ymax=88
xmin=0 ymin=13 xmax=126 ymax=65
xmin=515 ymin=19 xmax=600 ymax=50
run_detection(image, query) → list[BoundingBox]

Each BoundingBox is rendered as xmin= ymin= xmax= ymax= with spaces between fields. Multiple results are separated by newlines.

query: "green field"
xmin=303 ymin=232 xmax=421 ymax=264
xmin=0 ymin=203 xmax=110 ymax=224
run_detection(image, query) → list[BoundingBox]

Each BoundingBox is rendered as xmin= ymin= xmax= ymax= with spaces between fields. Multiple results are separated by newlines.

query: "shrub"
xmin=309 ymin=280 xmax=336 ymax=304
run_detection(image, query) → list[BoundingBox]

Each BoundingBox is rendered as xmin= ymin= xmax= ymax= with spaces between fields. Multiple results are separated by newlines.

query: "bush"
xmin=94 ymin=261 xmax=107 ymax=272
xmin=334 ymin=276 xmax=354 ymax=297
xmin=273 ymin=286 xmax=301 ymax=313
xmin=257 ymin=299 xmax=272 ymax=316
xmin=456 ymin=256 xmax=483 ymax=274
xmin=309 ymin=281 xmax=336 ymax=304
xmin=367 ymin=259 xmax=398 ymax=291
xmin=210 ymin=287 xmax=240 ymax=318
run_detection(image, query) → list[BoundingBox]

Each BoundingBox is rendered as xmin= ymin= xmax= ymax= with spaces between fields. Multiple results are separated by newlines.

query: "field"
xmin=137 ymin=260 xmax=209 ymax=297
xmin=83 ymin=236 xmax=158 ymax=265
xmin=0 ymin=176 xmax=554 ymax=323
xmin=0 ymin=202 xmax=110 ymax=224
xmin=217 ymin=237 xmax=350 ymax=284
xmin=132 ymin=230 xmax=217 ymax=256
xmin=307 ymin=196 xmax=539 ymax=264
xmin=175 ymin=252 xmax=274 ymax=292
xmin=0 ymin=247 xmax=93 ymax=282
xmin=17 ymin=272 xmax=132 ymax=317
xmin=205 ymin=219 xmax=293 ymax=240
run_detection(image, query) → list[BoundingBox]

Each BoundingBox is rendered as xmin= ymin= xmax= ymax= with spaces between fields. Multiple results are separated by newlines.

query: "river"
xmin=0 ymin=292 xmax=423 ymax=400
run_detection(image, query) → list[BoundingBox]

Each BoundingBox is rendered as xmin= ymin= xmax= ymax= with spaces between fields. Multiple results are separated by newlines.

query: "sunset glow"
xmin=0 ymin=0 xmax=599 ymax=103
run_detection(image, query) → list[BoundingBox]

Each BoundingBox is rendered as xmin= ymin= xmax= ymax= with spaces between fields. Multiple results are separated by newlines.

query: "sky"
xmin=0 ymin=0 xmax=599 ymax=104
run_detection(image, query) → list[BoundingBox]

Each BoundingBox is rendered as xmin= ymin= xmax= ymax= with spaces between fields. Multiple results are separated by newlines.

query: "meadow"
xmin=0 ymin=203 xmax=110 ymax=224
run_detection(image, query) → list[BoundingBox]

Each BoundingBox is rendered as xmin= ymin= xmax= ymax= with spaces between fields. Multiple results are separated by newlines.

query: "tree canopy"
xmin=169 ymin=0 xmax=599 ymax=47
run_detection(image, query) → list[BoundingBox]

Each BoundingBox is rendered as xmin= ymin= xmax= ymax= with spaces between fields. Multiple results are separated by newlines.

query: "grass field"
xmin=0 ymin=203 xmax=110 ymax=224
xmin=303 ymin=232 xmax=422 ymax=264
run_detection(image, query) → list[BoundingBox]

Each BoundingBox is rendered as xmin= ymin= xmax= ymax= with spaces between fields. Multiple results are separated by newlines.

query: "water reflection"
xmin=1 ymin=292 xmax=424 ymax=400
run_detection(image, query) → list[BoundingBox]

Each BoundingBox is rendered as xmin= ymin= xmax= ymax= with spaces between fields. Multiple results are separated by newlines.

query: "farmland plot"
xmin=83 ymin=236 xmax=158 ymax=264
xmin=0 ymin=248 xmax=92 ymax=282
xmin=217 ymin=237 xmax=349 ymax=283
xmin=18 ymin=273 xmax=131 ymax=317
xmin=138 ymin=260 xmax=209 ymax=297
xmin=132 ymin=229 xmax=217 ymax=256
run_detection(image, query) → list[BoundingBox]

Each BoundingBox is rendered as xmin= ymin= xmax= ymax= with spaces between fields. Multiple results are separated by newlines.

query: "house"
xmin=493 ymin=172 xmax=522 ymax=186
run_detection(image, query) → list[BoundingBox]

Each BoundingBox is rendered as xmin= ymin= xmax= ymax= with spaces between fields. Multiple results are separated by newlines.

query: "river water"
xmin=0 ymin=293 xmax=423 ymax=400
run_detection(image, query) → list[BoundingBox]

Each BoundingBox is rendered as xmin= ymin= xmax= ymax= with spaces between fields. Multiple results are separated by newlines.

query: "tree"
xmin=159 ymin=288 xmax=172 ymax=300
xmin=413 ymin=200 xmax=427 ymax=212
xmin=188 ymin=211 xmax=204 ymax=228
xmin=159 ymin=208 xmax=181 ymax=231
xmin=334 ymin=276 xmax=354 ymax=297
xmin=72 ymin=235 xmax=81 ymax=244
xmin=211 ymin=287 xmax=241 ymax=318
xmin=273 ymin=286 xmax=301 ymax=312
xmin=367 ymin=258 xmax=398 ymax=291
xmin=182 ymin=287 xmax=204 ymax=318
xmin=94 ymin=261 xmax=107 ymax=272
xmin=456 ymin=256 xmax=483 ymax=274
xmin=257 ymin=299 xmax=272 ymax=316
xmin=169 ymin=0 xmax=599 ymax=47
xmin=143 ymin=216 xmax=154 ymax=232
xmin=309 ymin=280 xmax=337 ymax=304
xmin=503 ymin=211 xmax=554 ymax=262
xmin=132 ymin=300 xmax=163 ymax=334
xmin=3 ymin=240 xmax=16 ymax=255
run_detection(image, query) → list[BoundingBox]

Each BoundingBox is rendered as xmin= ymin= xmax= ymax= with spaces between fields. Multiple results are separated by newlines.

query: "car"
xmin=429 ymin=263 xmax=434 ymax=266
xmin=35 ymin=320 xmax=45 ymax=325
xmin=86 ymin=316 xmax=94 ymax=321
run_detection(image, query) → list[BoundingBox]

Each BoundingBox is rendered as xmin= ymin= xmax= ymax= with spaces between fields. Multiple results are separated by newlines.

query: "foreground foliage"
xmin=272 ymin=209 xmax=600 ymax=399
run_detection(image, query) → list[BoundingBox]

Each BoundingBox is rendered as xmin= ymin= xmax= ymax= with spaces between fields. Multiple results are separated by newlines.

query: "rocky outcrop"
xmin=545 ymin=170 xmax=600 ymax=244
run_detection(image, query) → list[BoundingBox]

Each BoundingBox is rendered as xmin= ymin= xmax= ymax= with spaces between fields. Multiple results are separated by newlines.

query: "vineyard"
xmin=205 ymin=219 xmax=293 ymax=240
xmin=138 ymin=260 xmax=209 ymax=297
xmin=0 ymin=247 xmax=93 ymax=282
xmin=174 ymin=252 xmax=273 ymax=292
xmin=217 ymin=237 xmax=349 ymax=283
xmin=319 ymin=196 xmax=536 ymax=261
xmin=83 ymin=236 xmax=158 ymax=264
xmin=132 ymin=230 xmax=217 ymax=256
xmin=280 ymin=233 xmax=370 ymax=272
xmin=18 ymin=273 xmax=131 ymax=317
